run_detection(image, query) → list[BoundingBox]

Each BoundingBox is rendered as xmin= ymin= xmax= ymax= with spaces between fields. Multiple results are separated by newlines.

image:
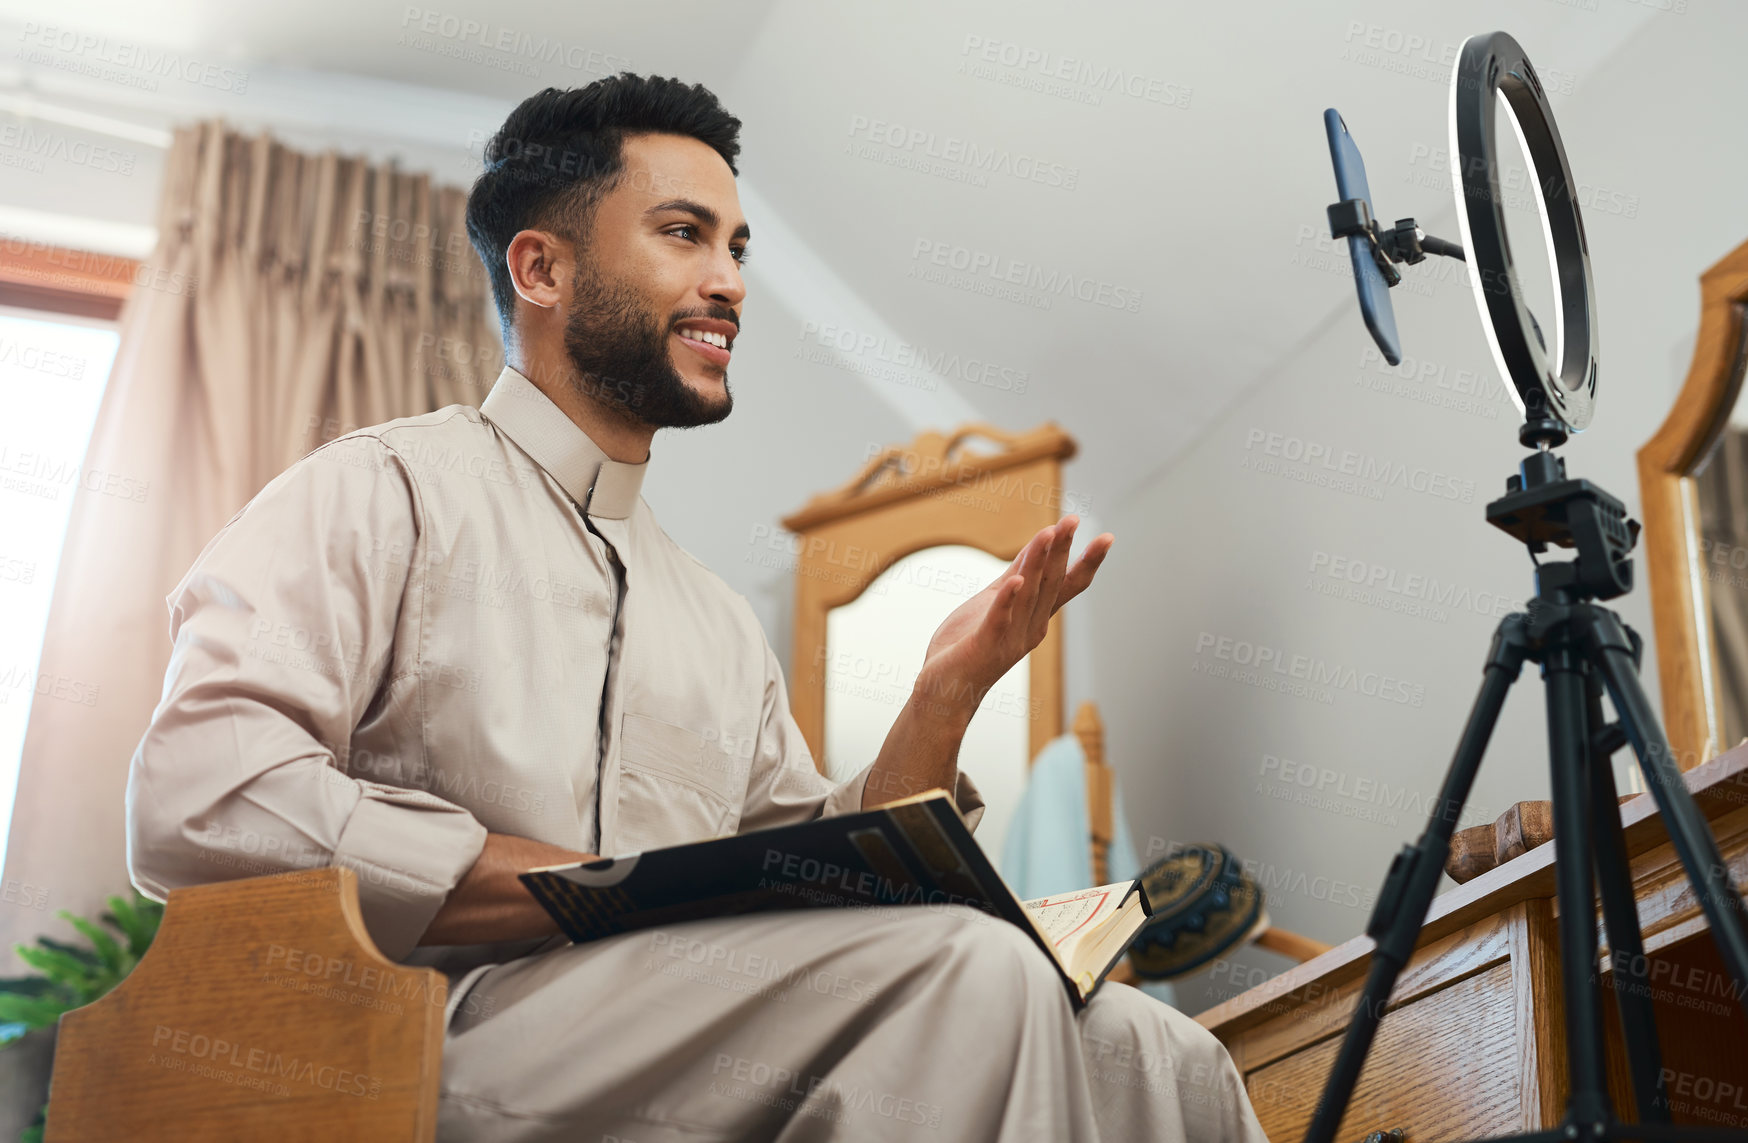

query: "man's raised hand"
xmin=914 ymin=516 xmax=1114 ymax=717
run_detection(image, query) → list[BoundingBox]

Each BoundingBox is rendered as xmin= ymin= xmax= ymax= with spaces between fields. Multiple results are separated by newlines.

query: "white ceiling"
xmin=0 ymin=0 xmax=1665 ymax=509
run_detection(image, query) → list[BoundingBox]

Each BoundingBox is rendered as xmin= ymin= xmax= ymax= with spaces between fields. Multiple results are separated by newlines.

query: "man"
xmin=127 ymin=73 xmax=1268 ymax=1141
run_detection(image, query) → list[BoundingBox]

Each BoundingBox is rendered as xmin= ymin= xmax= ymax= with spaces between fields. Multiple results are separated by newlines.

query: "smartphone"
xmin=1324 ymin=109 xmax=1402 ymax=366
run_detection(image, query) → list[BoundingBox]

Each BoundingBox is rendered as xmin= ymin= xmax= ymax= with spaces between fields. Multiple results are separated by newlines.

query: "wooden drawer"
xmin=1245 ymin=962 xmax=1520 ymax=1142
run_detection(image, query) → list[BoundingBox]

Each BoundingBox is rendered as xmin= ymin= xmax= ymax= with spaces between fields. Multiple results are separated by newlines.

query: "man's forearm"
xmin=862 ymin=677 xmax=978 ymax=811
xmin=419 ymin=832 xmax=596 ymax=946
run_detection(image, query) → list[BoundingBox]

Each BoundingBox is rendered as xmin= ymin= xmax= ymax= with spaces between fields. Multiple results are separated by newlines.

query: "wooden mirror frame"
xmin=780 ymin=422 xmax=1078 ymax=773
xmin=1637 ymin=237 xmax=1748 ymax=772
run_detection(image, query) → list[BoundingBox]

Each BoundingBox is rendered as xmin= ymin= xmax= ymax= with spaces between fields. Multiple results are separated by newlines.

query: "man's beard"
xmin=561 ymin=257 xmax=733 ymax=429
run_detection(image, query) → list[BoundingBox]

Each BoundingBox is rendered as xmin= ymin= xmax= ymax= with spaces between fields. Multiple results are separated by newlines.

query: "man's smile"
xmin=674 ymin=318 xmax=736 ymax=366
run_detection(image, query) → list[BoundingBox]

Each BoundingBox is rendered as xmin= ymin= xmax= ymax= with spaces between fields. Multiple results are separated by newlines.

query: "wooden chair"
xmin=1074 ymin=700 xmax=1121 ymax=887
xmin=44 ymin=867 xmax=443 ymax=1142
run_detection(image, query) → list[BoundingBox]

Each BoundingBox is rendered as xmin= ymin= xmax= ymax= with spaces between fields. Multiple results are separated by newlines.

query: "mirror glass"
xmin=822 ymin=545 xmax=1031 ymax=872
xmin=1693 ymin=390 xmax=1748 ymax=752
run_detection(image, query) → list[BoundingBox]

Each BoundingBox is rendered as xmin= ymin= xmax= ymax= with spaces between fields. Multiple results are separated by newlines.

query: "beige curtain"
xmin=0 ymin=122 xmax=502 ymax=960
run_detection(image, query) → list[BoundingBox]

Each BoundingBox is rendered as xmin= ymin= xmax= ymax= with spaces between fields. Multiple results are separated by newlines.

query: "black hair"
xmin=465 ymin=73 xmax=742 ymax=337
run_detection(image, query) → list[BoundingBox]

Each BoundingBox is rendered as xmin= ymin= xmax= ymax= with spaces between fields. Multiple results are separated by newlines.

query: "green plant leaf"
xmin=0 ymin=977 xmax=58 ymax=998
xmin=104 ymin=895 xmax=158 ymax=958
xmin=59 ymin=913 xmax=123 ymax=976
xmin=11 ymin=945 xmax=99 ymax=998
xmin=1 ymin=885 xmax=161 ymax=1072
xmin=34 ymin=939 xmax=99 ymax=969
xmin=0 ymin=993 xmax=69 ymax=1030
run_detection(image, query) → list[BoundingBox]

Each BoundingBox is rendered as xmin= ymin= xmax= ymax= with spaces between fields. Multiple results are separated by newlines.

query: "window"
xmin=0 ymin=308 xmax=120 ymax=864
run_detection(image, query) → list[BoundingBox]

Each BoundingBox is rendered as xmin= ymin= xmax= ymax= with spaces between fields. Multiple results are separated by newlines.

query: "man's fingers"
xmin=1020 ymin=523 xmax=1054 ymax=568
xmin=1025 ymin=519 xmax=1076 ymax=639
xmin=1055 ymin=533 xmax=1113 ymax=611
xmin=1020 ymin=531 xmax=1055 ymax=618
xmin=997 ymin=526 xmax=1046 ymax=586
xmin=1011 ymin=526 xmax=1054 ymax=614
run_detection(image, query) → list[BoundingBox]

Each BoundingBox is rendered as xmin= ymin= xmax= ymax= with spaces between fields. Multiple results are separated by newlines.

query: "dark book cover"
xmin=518 ymin=788 xmax=1149 ymax=1009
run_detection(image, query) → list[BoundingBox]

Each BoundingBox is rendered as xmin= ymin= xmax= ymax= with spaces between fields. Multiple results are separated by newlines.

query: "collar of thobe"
xmin=478 ymin=366 xmax=648 ymax=521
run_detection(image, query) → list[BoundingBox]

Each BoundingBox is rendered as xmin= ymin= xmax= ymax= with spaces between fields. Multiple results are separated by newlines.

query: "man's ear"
xmin=506 ymin=229 xmax=569 ymax=310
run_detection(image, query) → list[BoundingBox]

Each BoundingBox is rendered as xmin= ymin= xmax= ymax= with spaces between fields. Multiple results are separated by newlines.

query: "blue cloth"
xmin=999 ymin=733 xmax=1178 ymax=1008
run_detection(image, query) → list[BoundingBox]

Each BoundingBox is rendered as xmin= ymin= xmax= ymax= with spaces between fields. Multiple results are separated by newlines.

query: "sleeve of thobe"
xmin=736 ymin=638 xmax=986 ymax=834
xmin=125 ymin=434 xmax=489 ymax=960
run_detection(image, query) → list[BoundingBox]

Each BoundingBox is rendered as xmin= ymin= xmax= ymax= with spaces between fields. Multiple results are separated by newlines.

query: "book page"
xmin=1021 ymin=884 xmax=1126 ymax=954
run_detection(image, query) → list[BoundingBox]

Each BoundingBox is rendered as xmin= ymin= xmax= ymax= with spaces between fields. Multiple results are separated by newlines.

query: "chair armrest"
xmin=46 ymin=868 xmax=444 ymax=1142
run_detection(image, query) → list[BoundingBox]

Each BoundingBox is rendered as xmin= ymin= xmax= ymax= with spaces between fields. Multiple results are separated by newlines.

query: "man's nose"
xmin=701 ymin=253 xmax=745 ymax=308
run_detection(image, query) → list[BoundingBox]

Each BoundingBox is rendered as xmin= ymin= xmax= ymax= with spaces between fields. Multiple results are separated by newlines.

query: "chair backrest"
xmin=1073 ymin=700 xmax=1115 ymax=885
xmin=46 ymin=868 xmax=443 ymax=1142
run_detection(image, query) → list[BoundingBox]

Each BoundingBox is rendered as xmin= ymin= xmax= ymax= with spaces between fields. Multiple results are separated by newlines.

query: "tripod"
xmin=1305 ymin=402 xmax=1748 ymax=1143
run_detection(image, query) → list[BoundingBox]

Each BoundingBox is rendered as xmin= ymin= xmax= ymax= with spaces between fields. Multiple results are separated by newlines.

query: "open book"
xmin=520 ymin=788 xmax=1150 ymax=1009
xmin=1022 ymin=882 xmax=1152 ymax=1000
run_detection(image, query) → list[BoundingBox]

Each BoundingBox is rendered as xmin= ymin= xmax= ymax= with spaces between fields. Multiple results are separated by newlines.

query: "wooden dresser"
xmin=1196 ymin=748 xmax=1748 ymax=1141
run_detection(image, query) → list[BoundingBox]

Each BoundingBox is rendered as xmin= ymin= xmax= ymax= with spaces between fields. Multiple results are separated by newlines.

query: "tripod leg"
xmin=1545 ymin=643 xmax=1612 ymax=1132
xmin=1585 ymin=682 xmax=1669 ymax=1124
xmin=1302 ymin=615 xmax=1530 ymax=1143
xmin=1583 ymin=609 xmax=1748 ymax=1012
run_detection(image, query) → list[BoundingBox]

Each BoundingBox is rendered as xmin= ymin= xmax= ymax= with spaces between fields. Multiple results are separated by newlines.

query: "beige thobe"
xmin=127 ymin=366 xmax=1267 ymax=1142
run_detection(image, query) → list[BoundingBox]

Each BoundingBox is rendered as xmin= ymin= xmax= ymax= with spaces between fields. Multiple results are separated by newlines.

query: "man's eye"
xmin=668 ymin=225 xmax=747 ymax=266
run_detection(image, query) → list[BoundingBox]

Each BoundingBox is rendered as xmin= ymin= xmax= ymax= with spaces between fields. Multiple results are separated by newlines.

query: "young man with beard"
xmin=127 ymin=74 xmax=1269 ymax=1142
